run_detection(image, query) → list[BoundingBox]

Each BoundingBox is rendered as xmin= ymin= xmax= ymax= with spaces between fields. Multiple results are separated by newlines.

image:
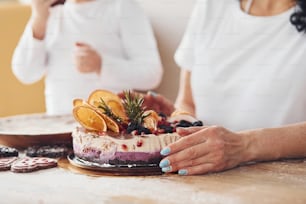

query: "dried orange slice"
xmin=94 ymin=108 xmax=120 ymax=133
xmin=100 ymin=113 xmax=120 ymax=133
xmin=73 ymin=98 xmax=83 ymax=107
xmin=73 ymin=98 xmax=94 ymax=108
xmin=143 ymin=110 xmax=159 ymax=131
xmin=73 ymin=106 xmax=107 ymax=132
xmin=88 ymin=89 xmax=122 ymax=108
xmin=106 ymin=100 xmax=127 ymax=121
xmin=73 ymin=99 xmax=98 ymax=113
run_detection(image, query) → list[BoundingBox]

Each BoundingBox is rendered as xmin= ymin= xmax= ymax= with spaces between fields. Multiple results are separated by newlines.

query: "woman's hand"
xmin=31 ymin=0 xmax=57 ymax=39
xmin=159 ymin=126 xmax=251 ymax=175
xmin=117 ymin=91 xmax=175 ymax=116
xmin=142 ymin=92 xmax=175 ymax=116
xmin=74 ymin=42 xmax=102 ymax=74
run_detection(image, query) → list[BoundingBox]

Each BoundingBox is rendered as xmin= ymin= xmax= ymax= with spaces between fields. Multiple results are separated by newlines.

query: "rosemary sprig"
xmin=122 ymin=91 xmax=148 ymax=126
xmin=98 ymin=98 xmax=123 ymax=124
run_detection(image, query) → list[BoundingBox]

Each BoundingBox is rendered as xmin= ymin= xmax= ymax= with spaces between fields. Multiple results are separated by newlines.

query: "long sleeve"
xmin=99 ymin=0 xmax=163 ymax=91
xmin=11 ymin=19 xmax=48 ymax=84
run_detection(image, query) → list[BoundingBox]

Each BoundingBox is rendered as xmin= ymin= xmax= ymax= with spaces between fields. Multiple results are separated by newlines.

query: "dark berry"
xmin=159 ymin=124 xmax=173 ymax=133
xmin=176 ymin=120 xmax=193 ymax=128
xmin=119 ymin=123 xmax=128 ymax=131
xmin=164 ymin=127 xmax=174 ymax=133
xmin=127 ymin=122 xmax=139 ymax=134
xmin=138 ymin=126 xmax=151 ymax=134
xmin=122 ymin=144 xmax=128 ymax=150
xmin=192 ymin=120 xmax=203 ymax=126
xmin=136 ymin=140 xmax=143 ymax=147
xmin=158 ymin=112 xmax=167 ymax=119
xmin=158 ymin=120 xmax=171 ymax=126
xmin=155 ymin=129 xmax=165 ymax=134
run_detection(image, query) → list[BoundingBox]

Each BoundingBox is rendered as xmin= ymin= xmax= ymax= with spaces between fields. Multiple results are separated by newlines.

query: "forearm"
xmin=241 ymin=122 xmax=306 ymax=163
xmin=174 ymin=101 xmax=195 ymax=116
xmin=31 ymin=16 xmax=48 ymax=40
xmin=174 ymin=70 xmax=195 ymax=115
xmin=30 ymin=0 xmax=52 ymax=40
xmin=12 ymin=22 xmax=47 ymax=83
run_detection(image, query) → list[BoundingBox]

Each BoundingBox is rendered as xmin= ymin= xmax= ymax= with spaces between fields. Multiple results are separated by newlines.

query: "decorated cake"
xmin=72 ymin=90 xmax=203 ymax=165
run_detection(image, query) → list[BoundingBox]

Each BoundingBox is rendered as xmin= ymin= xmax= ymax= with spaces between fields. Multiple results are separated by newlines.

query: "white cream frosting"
xmin=72 ymin=127 xmax=180 ymax=153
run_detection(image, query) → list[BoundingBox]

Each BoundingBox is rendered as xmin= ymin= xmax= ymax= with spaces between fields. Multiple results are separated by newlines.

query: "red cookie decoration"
xmin=0 ymin=157 xmax=18 ymax=171
xmin=11 ymin=157 xmax=57 ymax=173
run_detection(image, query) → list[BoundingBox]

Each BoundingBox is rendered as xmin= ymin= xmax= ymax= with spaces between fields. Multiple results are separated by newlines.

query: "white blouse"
xmin=175 ymin=0 xmax=306 ymax=131
xmin=12 ymin=0 xmax=162 ymax=115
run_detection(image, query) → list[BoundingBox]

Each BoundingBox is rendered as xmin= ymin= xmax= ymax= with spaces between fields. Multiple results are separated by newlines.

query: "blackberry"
xmin=176 ymin=120 xmax=193 ymax=128
xmin=138 ymin=126 xmax=151 ymax=134
xmin=192 ymin=120 xmax=203 ymax=127
xmin=158 ymin=124 xmax=173 ymax=133
xmin=127 ymin=122 xmax=152 ymax=134
xmin=127 ymin=122 xmax=140 ymax=134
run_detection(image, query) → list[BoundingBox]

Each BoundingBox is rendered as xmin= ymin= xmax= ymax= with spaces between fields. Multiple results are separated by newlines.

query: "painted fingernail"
xmin=159 ymin=159 xmax=170 ymax=168
xmin=162 ymin=166 xmax=172 ymax=173
xmin=160 ymin=147 xmax=171 ymax=156
xmin=178 ymin=169 xmax=188 ymax=176
xmin=147 ymin=91 xmax=158 ymax=97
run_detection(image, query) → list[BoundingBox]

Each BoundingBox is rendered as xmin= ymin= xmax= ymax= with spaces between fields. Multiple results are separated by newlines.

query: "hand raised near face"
xmin=31 ymin=0 xmax=59 ymax=39
xmin=74 ymin=42 xmax=102 ymax=75
xmin=31 ymin=0 xmax=58 ymax=19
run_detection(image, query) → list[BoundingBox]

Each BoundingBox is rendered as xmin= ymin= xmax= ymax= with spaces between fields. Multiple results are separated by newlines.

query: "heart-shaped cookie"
xmin=11 ymin=157 xmax=57 ymax=173
xmin=0 ymin=157 xmax=18 ymax=171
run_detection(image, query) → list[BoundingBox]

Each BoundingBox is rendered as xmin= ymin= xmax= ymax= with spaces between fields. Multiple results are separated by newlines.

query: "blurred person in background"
xmin=12 ymin=0 xmax=162 ymax=115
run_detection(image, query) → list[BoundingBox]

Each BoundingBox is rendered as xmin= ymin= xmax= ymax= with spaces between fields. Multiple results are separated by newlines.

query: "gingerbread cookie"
xmin=11 ymin=157 xmax=57 ymax=173
xmin=0 ymin=146 xmax=18 ymax=158
xmin=25 ymin=144 xmax=71 ymax=158
xmin=0 ymin=157 xmax=18 ymax=171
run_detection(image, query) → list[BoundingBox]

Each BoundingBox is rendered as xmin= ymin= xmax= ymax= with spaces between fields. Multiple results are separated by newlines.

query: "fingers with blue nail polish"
xmin=159 ymin=159 xmax=170 ymax=168
xmin=162 ymin=166 xmax=172 ymax=173
xmin=178 ymin=169 xmax=188 ymax=175
xmin=160 ymin=147 xmax=171 ymax=156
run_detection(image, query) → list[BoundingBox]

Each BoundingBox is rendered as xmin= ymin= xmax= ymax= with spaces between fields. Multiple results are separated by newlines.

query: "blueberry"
xmin=158 ymin=124 xmax=173 ymax=133
xmin=138 ymin=126 xmax=151 ymax=134
xmin=192 ymin=120 xmax=203 ymax=126
xmin=176 ymin=120 xmax=193 ymax=128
